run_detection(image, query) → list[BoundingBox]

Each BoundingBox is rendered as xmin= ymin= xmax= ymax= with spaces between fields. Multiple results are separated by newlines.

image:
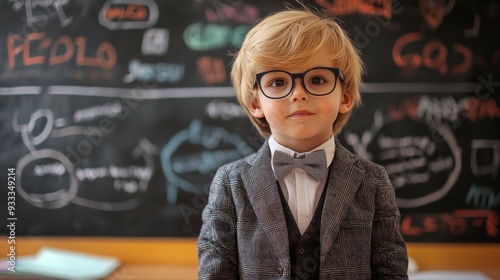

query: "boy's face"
xmin=250 ymin=49 xmax=353 ymax=152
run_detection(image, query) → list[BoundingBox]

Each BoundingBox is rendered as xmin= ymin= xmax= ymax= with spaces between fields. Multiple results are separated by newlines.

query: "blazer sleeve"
xmin=371 ymin=165 xmax=409 ymax=280
xmin=197 ymin=165 xmax=239 ymax=279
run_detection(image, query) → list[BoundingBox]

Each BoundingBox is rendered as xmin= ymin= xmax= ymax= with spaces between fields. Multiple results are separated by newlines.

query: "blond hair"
xmin=231 ymin=7 xmax=364 ymax=138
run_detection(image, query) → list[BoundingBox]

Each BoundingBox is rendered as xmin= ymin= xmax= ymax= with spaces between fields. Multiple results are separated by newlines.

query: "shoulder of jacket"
xmin=216 ymin=152 xmax=256 ymax=177
xmin=336 ymin=141 xmax=387 ymax=178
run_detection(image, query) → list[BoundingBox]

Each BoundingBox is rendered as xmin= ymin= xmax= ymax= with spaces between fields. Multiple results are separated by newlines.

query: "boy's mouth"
xmin=288 ymin=110 xmax=314 ymax=117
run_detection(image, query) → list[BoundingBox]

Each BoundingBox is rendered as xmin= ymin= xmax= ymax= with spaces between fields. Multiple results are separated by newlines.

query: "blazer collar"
xmin=320 ymin=139 xmax=365 ymax=267
xmin=242 ymin=139 xmax=290 ymax=263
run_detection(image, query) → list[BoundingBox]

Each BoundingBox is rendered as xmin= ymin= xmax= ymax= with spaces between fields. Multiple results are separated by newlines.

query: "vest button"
xmin=276 ymin=267 xmax=283 ymax=276
xmin=298 ymin=247 xmax=305 ymax=254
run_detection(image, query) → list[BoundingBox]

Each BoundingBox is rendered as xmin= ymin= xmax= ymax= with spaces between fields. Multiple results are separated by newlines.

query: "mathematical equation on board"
xmin=1 ymin=0 xmax=499 ymax=88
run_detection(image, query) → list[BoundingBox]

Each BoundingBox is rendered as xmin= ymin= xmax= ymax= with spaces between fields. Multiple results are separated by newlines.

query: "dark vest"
xmin=278 ymin=171 xmax=330 ymax=280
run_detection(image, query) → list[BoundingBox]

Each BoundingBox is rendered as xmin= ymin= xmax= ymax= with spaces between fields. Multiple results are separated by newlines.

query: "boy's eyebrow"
xmin=257 ymin=65 xmax=340 ymax=73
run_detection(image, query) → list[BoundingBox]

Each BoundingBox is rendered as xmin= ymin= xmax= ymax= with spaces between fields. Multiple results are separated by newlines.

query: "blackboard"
xmin=0 ymin=0 xmax=499 ymax=242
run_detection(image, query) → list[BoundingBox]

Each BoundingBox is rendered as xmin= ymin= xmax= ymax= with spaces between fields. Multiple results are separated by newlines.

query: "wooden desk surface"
xmin=106 ymin=265 xmax=198 ymax=280
xmin=105 ymin=265 xmax=500 ymax=280
xmin=2 ymin=237 xmax=499 ymax=279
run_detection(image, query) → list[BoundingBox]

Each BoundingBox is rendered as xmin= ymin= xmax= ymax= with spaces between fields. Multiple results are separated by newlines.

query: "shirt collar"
xmin=268 ymin=135 xmax=336 ymax=169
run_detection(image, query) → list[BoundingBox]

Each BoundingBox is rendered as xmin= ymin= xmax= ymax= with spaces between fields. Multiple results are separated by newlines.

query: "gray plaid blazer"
xmin=197 ymin=139 xmax=408 ymax=279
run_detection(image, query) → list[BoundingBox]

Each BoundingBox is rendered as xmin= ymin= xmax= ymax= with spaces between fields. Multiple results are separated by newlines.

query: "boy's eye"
xmin=270 ymin=79 xmax=287 ymax=87
xmin=309 ymin=76 xmax=326 ymax=85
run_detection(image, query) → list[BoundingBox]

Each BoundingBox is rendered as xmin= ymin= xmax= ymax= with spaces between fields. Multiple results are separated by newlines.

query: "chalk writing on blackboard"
xmin=401 ymin=210 xmax=499 ymax=238
xmin=7 ymin=33 xmax=117 ymax=70
xmin=1 ymin=0 xmax=498 ymax=240
xmin=99 ymin=0 xmax=159 ymax=30
xmin=123 ymin=59 xmax=185 ymax=84
xmin=13 ymin=107 xmax=154 ymax=211
xmin=7 ymin=0 xmax=73 ymax=27
xmin=466 ymin=184 xmax=500 ymax=210
xmin=470 ymin=140 xmax=500 ymax=179
xmin=345 ymin=110 xmax=461 ymax=208
xmin=161 ymin=119 xmax=253 ymax=204
xmin=142 ymin=28 xmax=169 ymax=55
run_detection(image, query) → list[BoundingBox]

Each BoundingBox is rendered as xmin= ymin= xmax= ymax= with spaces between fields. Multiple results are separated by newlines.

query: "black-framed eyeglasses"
xmin=254 ymin=67 xmax=344 ymax=99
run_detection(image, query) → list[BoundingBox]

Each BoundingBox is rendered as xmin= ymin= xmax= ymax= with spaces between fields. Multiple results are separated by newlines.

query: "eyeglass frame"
xmin=254 ymin=67 xmax=344 ymax=99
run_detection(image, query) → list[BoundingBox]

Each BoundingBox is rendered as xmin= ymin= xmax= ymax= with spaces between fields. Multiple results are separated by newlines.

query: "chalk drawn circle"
xmin=16 ymin=149 xmax=78 ymax=209
xmin=27 ymin=109 xmax=54 ymax=146
xmin=366 ymin=118 xmax=461 ymax=208
xmin=161 ymin=119 xmax=253 ymax=198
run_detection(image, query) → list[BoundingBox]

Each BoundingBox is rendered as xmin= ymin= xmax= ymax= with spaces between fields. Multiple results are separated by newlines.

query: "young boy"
xmin=197 ymin=6 xmax=408 ymax=280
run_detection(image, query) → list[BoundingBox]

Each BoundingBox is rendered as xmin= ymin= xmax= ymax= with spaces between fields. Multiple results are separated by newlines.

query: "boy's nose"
xmin=289 ymin=78 xmax=308 ymax=101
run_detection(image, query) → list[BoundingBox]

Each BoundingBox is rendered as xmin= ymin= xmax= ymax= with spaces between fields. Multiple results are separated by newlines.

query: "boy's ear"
xmin=249 ymin=101 xmax=265 ymax=118
xmin=339 ymin=92 xmax=354 ymax=114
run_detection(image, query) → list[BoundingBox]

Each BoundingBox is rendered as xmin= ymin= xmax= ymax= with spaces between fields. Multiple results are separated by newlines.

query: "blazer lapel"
xmin=242 ymin=142 xmax=290 ymax=262
xmin=320 ymin=141 xmax=365 ymax=266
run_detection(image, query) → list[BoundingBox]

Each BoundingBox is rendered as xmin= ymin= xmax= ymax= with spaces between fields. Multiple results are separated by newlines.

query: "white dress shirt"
xmin=269 ymin=135 xmax=336 ymax=234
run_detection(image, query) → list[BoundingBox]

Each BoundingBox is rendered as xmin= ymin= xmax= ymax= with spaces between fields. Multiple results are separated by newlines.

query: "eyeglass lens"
xmin=259 ymin=68 xmax=338 ymax=99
